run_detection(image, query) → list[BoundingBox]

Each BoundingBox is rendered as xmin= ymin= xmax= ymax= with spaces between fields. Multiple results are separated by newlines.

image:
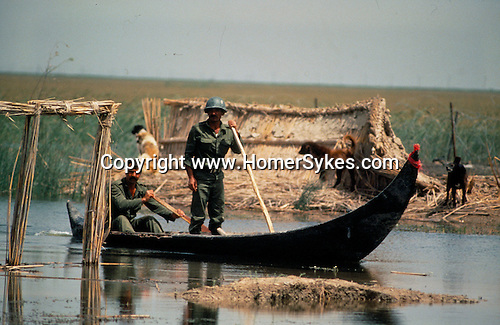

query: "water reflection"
xmin=184 ymin=261 xmax=221 ymax=325
xmin=99 ymin=252 xmax=223 ymax=324
xmin=176 ymin=261 xmax=401 ymax=325
xmin=5 ymin=272 xmax=23 ymax=324
xmin=1 ymin=198 xmax=497 ymax=324
xmin=80 ymin=264 xmax=102 ymax=323
xmin=101 ymin=252 xmax=140 ymax=316
xmin=362 ymin=308 xmax=398 ymax=325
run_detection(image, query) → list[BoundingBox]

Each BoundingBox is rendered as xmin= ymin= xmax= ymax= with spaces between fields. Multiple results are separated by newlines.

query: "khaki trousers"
xmin=112 ymin=215 xmax=164 ymax=233
xmin=189 ymin=173 xmax=225 ymax=234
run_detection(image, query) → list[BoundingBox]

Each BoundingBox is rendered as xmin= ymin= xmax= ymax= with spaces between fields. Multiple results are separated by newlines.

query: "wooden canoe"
xmin=68 ymin=149 xmax=420 ymax=267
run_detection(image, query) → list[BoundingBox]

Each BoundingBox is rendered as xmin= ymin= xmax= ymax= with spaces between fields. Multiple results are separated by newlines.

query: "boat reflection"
xmin=101 ymin=252 xmax=140 ymax=316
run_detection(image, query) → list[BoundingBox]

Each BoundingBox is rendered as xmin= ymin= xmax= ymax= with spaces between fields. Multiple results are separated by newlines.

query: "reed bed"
xmin=392 ymin=106 xmax=499 ymax=164
xmin=0 ymin=74 xmax=498 ymax=201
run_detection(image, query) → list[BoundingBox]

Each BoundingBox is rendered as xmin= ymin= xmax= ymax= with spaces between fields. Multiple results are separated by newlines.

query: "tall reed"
xmin=392 ymin=108 xmax=499 ymax=164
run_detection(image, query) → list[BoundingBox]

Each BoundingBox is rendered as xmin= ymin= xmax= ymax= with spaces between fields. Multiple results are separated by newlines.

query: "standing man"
xmin=111 ymin=164 xmax=183 ymax=233
xmin=184 ymin=96 xmax=241 ymax=235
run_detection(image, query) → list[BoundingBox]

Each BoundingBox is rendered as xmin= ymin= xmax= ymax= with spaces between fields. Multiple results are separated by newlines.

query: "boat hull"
xmin=68 ymin=153 xmax=418 ymax=267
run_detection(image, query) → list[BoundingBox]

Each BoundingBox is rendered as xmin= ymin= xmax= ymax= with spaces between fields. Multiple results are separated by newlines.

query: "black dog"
xmin=445 ymin=156 xmax=467 ymax=207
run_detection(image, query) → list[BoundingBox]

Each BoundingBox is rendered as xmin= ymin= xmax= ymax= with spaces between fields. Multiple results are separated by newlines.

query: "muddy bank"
xmin=181 ymin=275 xmax=478 ymax=311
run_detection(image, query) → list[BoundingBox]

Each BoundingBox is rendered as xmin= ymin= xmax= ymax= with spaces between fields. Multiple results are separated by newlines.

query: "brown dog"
xmin=299 ymin=135 xmax=356 ymax=191
xmin=445 ymin=156 xmax=468 ymax=207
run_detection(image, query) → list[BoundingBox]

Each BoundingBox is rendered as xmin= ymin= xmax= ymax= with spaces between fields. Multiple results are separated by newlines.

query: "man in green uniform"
xmin=111 ymin=165 xmax=183 ymax=233
xmin=184 ymin=96 xmax=241 ymax=235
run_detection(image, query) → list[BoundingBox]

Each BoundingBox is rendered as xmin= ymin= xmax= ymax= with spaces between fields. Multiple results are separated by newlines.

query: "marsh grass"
xmin=0 ymin=74 xmax=498 ymax=199
xmin=391 ymin=104 xmax=499 ymax=164
xmin=0 ymin=115 xmax=94 ymax=199
xmin=294 ymin=182 xmax=322 ymax=210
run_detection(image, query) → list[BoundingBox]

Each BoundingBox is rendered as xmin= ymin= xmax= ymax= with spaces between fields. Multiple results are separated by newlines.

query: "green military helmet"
xmin=204 ymin=96 xmax=227 ymax=112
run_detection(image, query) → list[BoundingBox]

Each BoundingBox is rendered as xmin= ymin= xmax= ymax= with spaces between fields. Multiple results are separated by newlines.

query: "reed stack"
xmin=81 ymin=111 xmax=115 ymax=265
xmin=7 ymin=109 xmax=41 ymax=266
xmin=142 ymin=97 xmax=162 ymax=142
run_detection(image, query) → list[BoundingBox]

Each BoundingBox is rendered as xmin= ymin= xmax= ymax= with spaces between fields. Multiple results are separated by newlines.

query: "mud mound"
xmin=182 ymin=275 xmax=477 ymax=311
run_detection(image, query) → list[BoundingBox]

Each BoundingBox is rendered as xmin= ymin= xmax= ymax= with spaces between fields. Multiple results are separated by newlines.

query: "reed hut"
xmin=159 ymin=97 xmax=439 ymax=192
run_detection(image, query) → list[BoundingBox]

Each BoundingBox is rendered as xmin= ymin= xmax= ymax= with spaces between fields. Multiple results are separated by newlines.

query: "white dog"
xmin=131 ymin=125 xmax=159 ymax=172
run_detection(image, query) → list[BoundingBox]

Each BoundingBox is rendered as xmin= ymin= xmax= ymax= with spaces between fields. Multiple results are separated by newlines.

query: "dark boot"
xmin=189 ymin=216 xmax=204 ymax=234
xmin=209 ymin=222 xmax=222 ymax=235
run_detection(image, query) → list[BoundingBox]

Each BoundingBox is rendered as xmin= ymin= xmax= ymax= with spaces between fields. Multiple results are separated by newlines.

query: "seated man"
xmin=110 ymin=164 xmax=182 ymax=233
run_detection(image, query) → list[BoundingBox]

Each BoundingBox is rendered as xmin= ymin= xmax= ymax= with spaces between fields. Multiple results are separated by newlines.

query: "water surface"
xmin=0 ymin=199 xmax=498 ymax=324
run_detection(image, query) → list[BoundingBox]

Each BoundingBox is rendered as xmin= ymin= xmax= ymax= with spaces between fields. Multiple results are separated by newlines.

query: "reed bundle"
xmin=82 ymin=113 xmax=114 ymax=265
xmin=0 ymin=99 xmax=118 ymax=116
xmin=7 ymin=111 xmax=41 ymax=266
xmin=141 ymin=98 xmax=162 ymax=141
xmin=163 ymin=98 xmax=367 ymax=117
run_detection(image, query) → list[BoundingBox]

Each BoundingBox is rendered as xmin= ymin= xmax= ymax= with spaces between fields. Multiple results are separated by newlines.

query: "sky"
xmin=1 ymin=0 xmax=499 ymax=91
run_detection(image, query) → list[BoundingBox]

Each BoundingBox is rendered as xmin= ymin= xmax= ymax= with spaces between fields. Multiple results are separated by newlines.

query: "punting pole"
xmin=449 ymin=102 xmax=457 ymax=160
xmin=231 ymin=127 xmax=275 ymax=233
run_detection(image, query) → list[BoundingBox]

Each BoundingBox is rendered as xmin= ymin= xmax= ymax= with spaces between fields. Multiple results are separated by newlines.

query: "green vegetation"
xmin=1 ymin=74 xmax=498 ymax=199
xmin=293 ymin=182 xmax=323 ymax=211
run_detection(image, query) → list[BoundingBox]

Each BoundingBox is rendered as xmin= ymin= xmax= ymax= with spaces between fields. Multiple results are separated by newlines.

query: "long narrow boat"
xmin=68 ymin=148 xmax=420 ymax=267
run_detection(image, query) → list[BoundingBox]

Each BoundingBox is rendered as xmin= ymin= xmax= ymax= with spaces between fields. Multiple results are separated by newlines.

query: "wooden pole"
xmin=7 ymin=111 xmax=41 ymax=266
xmin=449 ymin=102 xmax=457 ymax=160
xmin=152 ymin=196 xmax=212 ymax=234
xmin=231 ymin=127 xmax=274 ymax=233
